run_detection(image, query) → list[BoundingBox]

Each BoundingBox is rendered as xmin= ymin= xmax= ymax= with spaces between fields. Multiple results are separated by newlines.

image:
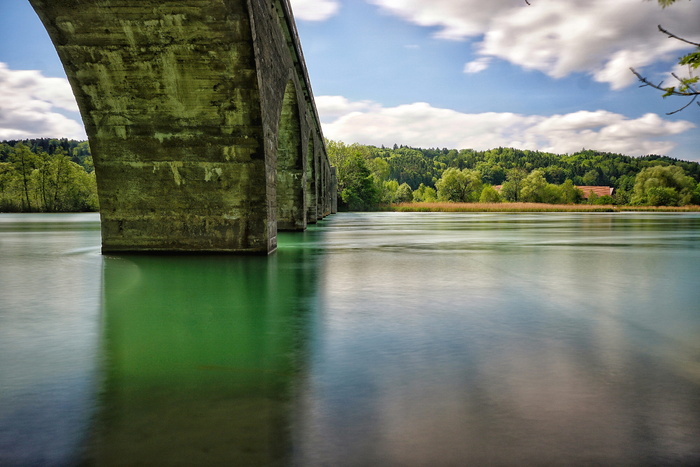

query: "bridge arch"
xmin=276 ymin=79 xmax=306 ymax=231
xmin=28 ymin=0 xmax=335 ymax=254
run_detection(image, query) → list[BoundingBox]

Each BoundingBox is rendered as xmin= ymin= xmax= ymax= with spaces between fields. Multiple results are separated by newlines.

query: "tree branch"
xmin=630 ymin=68 xmax=699 ymax=97
xmin=631 ymin=67 xmax=700 ymax=114
xmin=666 ymin=94 xmax=699 ymax=115
xmin=658 ymin=25 xmax=700 ymax=47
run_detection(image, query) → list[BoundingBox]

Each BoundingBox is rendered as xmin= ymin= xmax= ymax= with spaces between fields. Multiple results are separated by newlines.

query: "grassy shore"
xmin=386 ymin=202 xmax=700 ymax=213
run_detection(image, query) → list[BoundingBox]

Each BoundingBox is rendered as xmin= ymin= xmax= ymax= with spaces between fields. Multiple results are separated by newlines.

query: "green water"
xmin=1 ymin=212 xmax=699 ymax=465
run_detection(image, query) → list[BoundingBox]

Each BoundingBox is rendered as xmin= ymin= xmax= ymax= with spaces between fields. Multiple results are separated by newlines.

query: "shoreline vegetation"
xmin=3 ymin=138 xmax=700 ymax=213
xmin=327 ymin=140 xmax=700 ymax=211
xmin=385 ymin=202 xmax=700 ymax=213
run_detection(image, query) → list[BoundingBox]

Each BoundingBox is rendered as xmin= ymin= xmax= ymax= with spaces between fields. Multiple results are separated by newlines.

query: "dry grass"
xmin=386 ymin=202 xmax=700 ymax=213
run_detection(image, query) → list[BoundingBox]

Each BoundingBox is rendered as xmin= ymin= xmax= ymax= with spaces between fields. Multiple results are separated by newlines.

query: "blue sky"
xmin=1 ymin=0 xmax=698 ymax=161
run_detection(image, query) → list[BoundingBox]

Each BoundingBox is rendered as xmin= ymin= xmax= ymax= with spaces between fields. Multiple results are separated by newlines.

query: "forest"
xmin=327 ymin=140 xmax=700 ymax=210
xmin=0 ymin=139 xmax=97 ymax=212
xmin=1 ymin=138 xmax=699 ymax=212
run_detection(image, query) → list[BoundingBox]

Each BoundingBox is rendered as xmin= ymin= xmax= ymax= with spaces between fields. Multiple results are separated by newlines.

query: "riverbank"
xmin=386 ymin=202 xmax=700 ymax=212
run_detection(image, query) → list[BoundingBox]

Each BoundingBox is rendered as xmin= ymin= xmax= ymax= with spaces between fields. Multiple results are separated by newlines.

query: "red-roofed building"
xmin=577 ymin=186 xmax=614 ymax=199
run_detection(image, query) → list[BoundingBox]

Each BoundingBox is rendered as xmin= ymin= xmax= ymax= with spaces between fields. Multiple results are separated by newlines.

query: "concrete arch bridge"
xmin=29 ymin=0 xmax=336 ymax=254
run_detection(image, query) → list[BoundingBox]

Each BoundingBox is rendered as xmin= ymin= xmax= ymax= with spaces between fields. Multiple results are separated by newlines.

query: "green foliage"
xmin=412 ymin=183 xmax=437 ymax=202
xmin=436 ymin=168 xmax=483 ymax=202
xmin=542 ymin=183 xmax=564 ymax=204
xmin=631 ymin=165 xmax=696 ymax=205
xmin=380 ymin=180 xmax=400 ymax=204
xmin=368 ymin=157 xmax=390 ymax=181
xmin=647 ymin=187 xmax=680 ymax=206
xmin=338 ymin=153 xmax=380 ymax=211
xmin=396 ymin=183 xmax=414 ymax=203
xmin=479 ymin=185 xmax=502 ymax=203
xmin=0 ymin=140 xmax=98 ymax=212
xmin=582 ymin=169 xmax=600 ymax=186
xmin=8 ymin=144 xmax=40 ymax=210
xmin=326 ymin=139 xmax=700 ymax=210
xmin=613 ymin=189 xmax=631 ymax=206
xmin=591 ymin=194 xmax=615 ymax=205
xmin=693 ymin=182 xmax=700 ymax=204
xmin=559 ymin=179 xmax=584 ymax=204
xmin=520 ymin=170 xmax=548 ymax=203
xmin=387 ymin=148 xmax=440 ymax=188
xmin=8 ymin=136 xmax=697 ymax=213
xmin=327 ymin=140 xmax=381 ymax=210
xmin=500 ymin=168 xmax=528 ymax=202
xmin=379 ymin=180 xmax=415 ymax=204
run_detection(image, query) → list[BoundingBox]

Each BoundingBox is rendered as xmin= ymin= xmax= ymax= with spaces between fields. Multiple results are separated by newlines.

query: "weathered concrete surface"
xmin=29 ymin=0 xmax=334 ymax=253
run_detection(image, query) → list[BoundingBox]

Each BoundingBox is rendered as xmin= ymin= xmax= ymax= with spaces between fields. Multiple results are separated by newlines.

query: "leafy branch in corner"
xmin=630 ymin=25 xmax=700 ymax=115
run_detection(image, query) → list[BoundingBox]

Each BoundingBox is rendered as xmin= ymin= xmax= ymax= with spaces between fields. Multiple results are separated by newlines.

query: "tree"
xmin=520 ymin=169 xmax=548 ymax=203
xmin=0 ymin=162 xmax=15 ymax=211
xmin=559 ymin=179 xmax=583 ymax=204
xmin=542 ymin=183 xmax=564 ymax=204
xmin=436 ymin=168 xmax=483 ymax=202
xmin=582 ymin=169 xmax=600 ymax=186
xmin=544 ymin=165 xmax=566 ymax=184
xmin=388 ymin=149 xmax=437 ymax=188
xmin=338 ymin=153 xmax=380 ymax=211
xmin=396 ymin=183 xmax=414 ymax=203
xmin=368 ymin=157 xmax=390 ymax=181
xmin=500 ymin=168 xmax=528 ymax=202
xmin=479 ymin=185 xmax=502 ymax=203
xmin=631 ymin=165 xmax=696 ymax=205
xmin=413 ymin=183 xmax=437 ymax=202
xmin=8 ymin=144 xmax=39 ymax=211
xmin=646 ymin=186 xmax=679 ymax=205
xmin=381 ymin=179 xmax=400 ymax=204
xmin=327 ymin=140 xmax=380 ymax=210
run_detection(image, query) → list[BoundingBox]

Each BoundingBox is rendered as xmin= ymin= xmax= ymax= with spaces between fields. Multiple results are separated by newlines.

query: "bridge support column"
xmin=305 ymin=136 xmax=318 ymax=224
xmin=331 ymin=167 xmax=338 ymax=214
xmin=29 ymin=0 xmax=334 ymax=254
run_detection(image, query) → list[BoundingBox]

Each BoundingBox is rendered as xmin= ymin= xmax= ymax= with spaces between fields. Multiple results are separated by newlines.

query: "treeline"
xmin=327 ymin=141 xmax=700 ymax=210
xmin=0 ymin=139 xmax=98 ymax=212
xmin=2 ymin=138 xmax=699 ymax=213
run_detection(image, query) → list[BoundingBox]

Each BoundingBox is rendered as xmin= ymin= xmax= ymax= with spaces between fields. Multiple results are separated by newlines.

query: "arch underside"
xmin=276 ymin=81 xmax=306 ymax=231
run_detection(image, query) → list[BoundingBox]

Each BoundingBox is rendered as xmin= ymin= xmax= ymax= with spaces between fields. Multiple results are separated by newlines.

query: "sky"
xmin=0 ymin=0 xmax=698 ymax=161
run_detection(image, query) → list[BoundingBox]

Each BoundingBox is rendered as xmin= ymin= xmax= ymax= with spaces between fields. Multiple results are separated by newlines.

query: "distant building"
xmin=576 ymin=186 xmax=614 ymax=199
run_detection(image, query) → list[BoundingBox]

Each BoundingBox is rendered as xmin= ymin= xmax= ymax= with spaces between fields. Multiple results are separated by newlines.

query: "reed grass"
xmin=385 ymin=202 xmax=700 ymax=213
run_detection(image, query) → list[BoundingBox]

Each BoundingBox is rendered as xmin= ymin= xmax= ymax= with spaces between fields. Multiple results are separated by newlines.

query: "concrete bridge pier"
xmin=29 ymin=0 xmax=334 ymax=254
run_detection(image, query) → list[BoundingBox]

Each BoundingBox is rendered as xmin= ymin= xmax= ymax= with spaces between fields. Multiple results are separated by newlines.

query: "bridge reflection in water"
xmin=88 ymin=244 xmax=322 ymax=465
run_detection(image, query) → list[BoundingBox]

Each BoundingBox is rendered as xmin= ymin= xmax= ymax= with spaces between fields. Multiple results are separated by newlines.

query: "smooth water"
xmin=1 ymin=212 xmax=699 ymax=465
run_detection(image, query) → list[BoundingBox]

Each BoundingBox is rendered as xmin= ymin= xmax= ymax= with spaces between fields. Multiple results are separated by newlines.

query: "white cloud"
xmin=464 ymin=57 xmax=491 ymax=74
xmin=318 ymin=96 xmax=695 ymax=156
xmin=0 ymin=63 xmax=86 ymax=140
xmin=290 ymin=0 xmax=340 ymax=21
xmin=315 ymin=95 xmax=382 ymax=121
xmin=368 ymin=0 xmax=700 ymax=90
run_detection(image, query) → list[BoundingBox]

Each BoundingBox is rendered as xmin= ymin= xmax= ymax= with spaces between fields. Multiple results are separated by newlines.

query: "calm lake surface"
xmin=1 ymin=211 xmax=699 ymax=466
